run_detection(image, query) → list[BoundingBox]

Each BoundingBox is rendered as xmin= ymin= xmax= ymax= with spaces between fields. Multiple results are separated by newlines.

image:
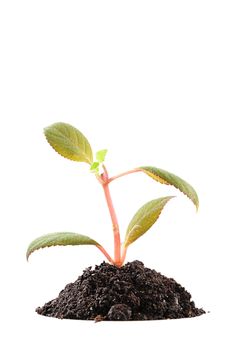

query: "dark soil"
xmin=36 ymin=260 xmax=205 ymax=321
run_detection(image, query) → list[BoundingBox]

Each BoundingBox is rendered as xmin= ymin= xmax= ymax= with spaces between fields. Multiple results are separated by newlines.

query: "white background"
xmin=0 ymin=1 xmax=231 ymax=349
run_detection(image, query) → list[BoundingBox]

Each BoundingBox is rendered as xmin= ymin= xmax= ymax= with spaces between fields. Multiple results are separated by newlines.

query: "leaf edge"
xmin=26 ymin=232 xmax=100 ymax=260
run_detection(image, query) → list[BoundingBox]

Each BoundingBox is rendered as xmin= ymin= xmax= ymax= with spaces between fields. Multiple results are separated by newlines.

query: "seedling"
xmin=27 ymin=122 xmax=199 ymax=267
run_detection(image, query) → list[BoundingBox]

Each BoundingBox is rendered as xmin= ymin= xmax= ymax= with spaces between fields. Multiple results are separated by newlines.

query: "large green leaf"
xmin=26 ymin=232 xmax=99 ymax=260
xmin=124 ymin=196 xmax=174 ymax=248
xmin=138 ymin=166 xmax=199 ymax=210
xmin=44 ymin=122 xmax=93 ymax=164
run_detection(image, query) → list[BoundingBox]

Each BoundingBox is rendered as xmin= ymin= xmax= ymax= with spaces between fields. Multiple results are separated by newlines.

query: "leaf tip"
xmin=165 ymin=195 xmax=176 ymax=202
xmin=43 ymin=124 xmax=54 ymax=146
xmin=96 ymin=149 xmax=108 ymax=163
xmin=43 ymin=123 xmax=54 ymax=136
xmin=26 ymin=250 xmax=30 ymax=261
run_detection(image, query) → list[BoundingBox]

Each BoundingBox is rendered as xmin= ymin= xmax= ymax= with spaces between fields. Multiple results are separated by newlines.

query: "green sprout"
xmin=26 ymin=122 xmax=199 ymax=267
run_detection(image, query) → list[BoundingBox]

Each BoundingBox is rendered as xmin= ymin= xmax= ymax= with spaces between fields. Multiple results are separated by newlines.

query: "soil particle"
xmin=107 ymin=304 xmax=132 ymax=321
xmin=36 ymin=260 xmax=205 ymax=321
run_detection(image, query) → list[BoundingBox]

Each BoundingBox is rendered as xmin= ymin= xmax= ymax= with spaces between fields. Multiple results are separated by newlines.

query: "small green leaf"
xmin=26 ymin=232 xmax=99 ymax=260
xmin=124 ymin=196 xmax=174 ymax=248
xmin=44 ymin=122 xmax=93 ymax=164
xmin=96 ymin=149 xmax=108 ymax=163
xmin=138 ymin=166 xmax=199 ymax=210
xmin=90 ymin=161 xmax=100 ymax=173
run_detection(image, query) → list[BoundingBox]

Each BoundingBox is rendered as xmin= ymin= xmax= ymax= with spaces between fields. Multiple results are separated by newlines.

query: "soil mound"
xmin=36 ymin=260 xmax=205 ymax=321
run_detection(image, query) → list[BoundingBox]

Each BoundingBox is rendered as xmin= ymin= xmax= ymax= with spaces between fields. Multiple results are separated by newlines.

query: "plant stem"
xmin=96 ymin=167 xmax=141 ymax=266
xmin=108 ymin=168 xmax=141 ymax=183
xmin=96 ymin=245 xmax=115 ymax=265
xmin=101 ymin=165 xmax=121 ymax=266
xmin=120 ymin=246 xmax=127 ymax=266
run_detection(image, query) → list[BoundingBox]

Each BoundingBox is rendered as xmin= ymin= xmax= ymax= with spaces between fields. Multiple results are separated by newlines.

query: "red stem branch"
xmin=108 ymin=168 xmax=141 ymax=183
xmin=96 ymin=245 xmax=114 ymax=265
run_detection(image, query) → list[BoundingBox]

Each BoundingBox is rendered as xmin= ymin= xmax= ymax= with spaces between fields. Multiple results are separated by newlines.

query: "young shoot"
xmin=26 ymin=122 xmax=199 ymax=267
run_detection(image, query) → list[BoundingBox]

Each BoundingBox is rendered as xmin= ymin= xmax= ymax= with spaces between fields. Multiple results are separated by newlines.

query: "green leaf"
xmin=44 ymin=122 xmax=93 ymax=164
xmin=26 ymin=232 xmax=99 ymax=260
xmin=90 ymin=161 xmax=100 ymax=173
xmin=138 ymin=166 xmax=199 ymax=210
xmin=96 ymin=149 xmax=108 ymax=163
xmin=124 ymin=196 xmax=174 ymax=248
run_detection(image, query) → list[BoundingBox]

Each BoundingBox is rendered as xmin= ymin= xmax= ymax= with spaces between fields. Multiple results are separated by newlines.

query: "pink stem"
xmin=102 ymin=165 xmax=121 ymax=266
xmin=96 ymin=167 xmax=141 ymax=266
xmin=96 ymin=245 xmax=114 ymax=265
xmin=119 ymin=246 xmax=128 ymax=266
xmin=108 ymin=168 xmax=141 ymax=183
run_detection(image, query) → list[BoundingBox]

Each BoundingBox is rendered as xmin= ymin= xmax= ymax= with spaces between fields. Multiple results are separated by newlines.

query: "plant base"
xmin=36 ymin=261 xmax=205 ymax=321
